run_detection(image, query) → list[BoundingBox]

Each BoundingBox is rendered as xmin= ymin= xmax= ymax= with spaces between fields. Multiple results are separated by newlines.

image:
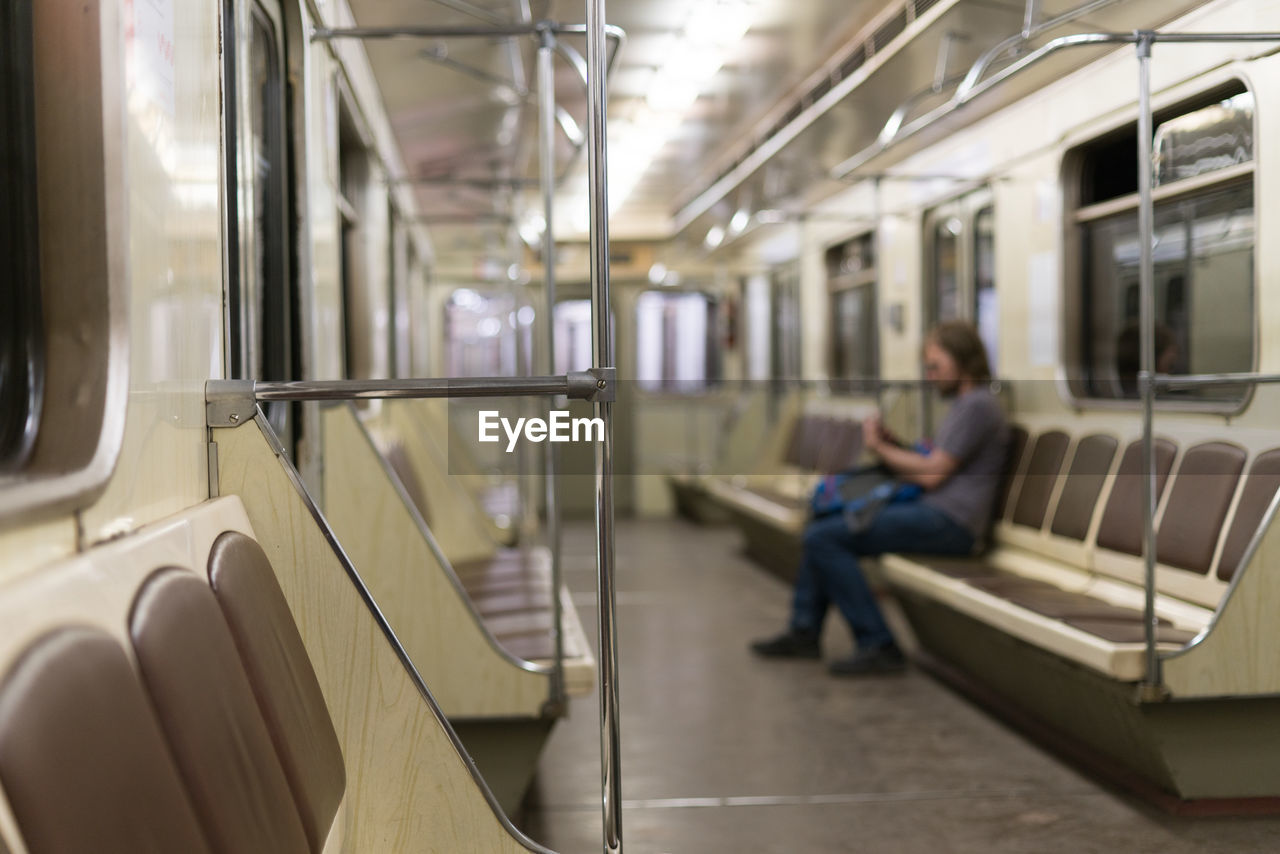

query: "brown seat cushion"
xmin=0 ymin=628 xmax=213 ymax=854
xmin=1062 ymin=618 xmax=1198 ymax=645
xmin=1095 ymin=438 xmax=1178 ymax=556
xmin=901 ymin=557 xmax=1000 ymax=580
xmin=454 ymin=549 xmax=544 ymax=597
xmin=1050 ymin=434 xmax=1119 ymax=541
xmin=471 ymin=588 xmax=557 ymax=618
xmin=1156 ymin=441 xmax=1246 ymax=574
xmin=1010 ymin=431 xmax=1070 ymax=530
xmin=1218 ymin=448 xmax=1280 ymax=581
xmin=208 ymin=532 xmax=346 ymax=853
xmin=130 ymin=569 xmax=310 ymax=854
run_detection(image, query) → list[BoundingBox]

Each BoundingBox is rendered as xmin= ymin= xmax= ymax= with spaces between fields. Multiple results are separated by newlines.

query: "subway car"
xmin=3 ymin=0 xmax=1280 ymax=850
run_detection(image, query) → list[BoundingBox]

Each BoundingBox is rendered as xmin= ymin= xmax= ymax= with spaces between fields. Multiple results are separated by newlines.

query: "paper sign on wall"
xmin=1028 ymin=251 xmax=1059 ymax=367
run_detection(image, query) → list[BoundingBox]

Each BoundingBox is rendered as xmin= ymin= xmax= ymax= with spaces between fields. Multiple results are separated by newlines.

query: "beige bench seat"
xmin=886 ymin=427 xmax=1280 ymax=684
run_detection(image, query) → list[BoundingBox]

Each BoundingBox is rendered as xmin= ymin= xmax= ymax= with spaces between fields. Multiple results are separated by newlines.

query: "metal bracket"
xmin=1135 ymin=680 xmax=1170 ymax=703
xmin=587 ymin=367 xmax=616 ymax=403
xmin=206 ymin=379 xmax=257 ymax=428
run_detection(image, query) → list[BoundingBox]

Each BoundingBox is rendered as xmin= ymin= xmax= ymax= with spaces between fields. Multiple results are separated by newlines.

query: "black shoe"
xmin=750 ymin=629 xmax=821 ymax=659
xmin=828 ymin=644 xmax=907 ymax=676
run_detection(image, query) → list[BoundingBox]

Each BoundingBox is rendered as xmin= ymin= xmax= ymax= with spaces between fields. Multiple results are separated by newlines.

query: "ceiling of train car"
xmin=344 ymin=0 xmax=1208 ymax=275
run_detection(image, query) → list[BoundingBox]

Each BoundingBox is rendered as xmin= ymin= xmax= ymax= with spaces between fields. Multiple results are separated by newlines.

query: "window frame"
xmin=0 ymin=0 xmax=130 ymax=526
xmin=824 ymin=230 xmax=880 ymax=391
xmin=1060 ymin=74 xmax=1258 ymax=415
xmin=921 ymin=187 xmax=995 ymax=338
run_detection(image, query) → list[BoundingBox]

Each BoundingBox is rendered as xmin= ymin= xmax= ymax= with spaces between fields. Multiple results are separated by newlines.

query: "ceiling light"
xmin=729 ymin=208 xmax=751 ymax=235
xmin=648 ymin=263 xmax=668 ymax=285
xmin=705 ymin=225 xmax=726 ymax=249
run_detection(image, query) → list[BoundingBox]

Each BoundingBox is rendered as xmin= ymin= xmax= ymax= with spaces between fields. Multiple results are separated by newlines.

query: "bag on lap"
xmin=809 ymin=463 xmax=922 ymax=531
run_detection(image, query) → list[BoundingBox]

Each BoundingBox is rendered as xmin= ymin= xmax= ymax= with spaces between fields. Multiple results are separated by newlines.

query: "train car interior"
xmin=5 ymin=0 xmax=1280 ymax=851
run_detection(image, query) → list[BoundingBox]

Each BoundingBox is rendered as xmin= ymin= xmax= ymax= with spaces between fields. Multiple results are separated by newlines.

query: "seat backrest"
xmin=1049 ymin=434 xmax=1119 ymax=541
xmin=0 ymin=505 xmax=345 ymax=854
xmin=0 ymin=628 xmax=215 ymax=854
xmin=1095 ymin=437 xmax=1178 ymax=556
xmin=782 ymin=415 xmax=817 ymax=467
xmin=994 ymin=425 xmax=1029 ymax=521
xmin=1155 ymin=441 xmax=1246 ymax=575
xmin=816 ymin=419 xmax=862 ymax=473
xmin=1218 ymin=448 xmax=1280 ymax=581
xmin=1010 ymin=430 xmax=1070 ymax=530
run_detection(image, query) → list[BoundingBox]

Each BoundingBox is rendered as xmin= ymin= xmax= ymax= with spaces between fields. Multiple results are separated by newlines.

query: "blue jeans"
xmin=790 ymin=502 xmax=974 ymax=649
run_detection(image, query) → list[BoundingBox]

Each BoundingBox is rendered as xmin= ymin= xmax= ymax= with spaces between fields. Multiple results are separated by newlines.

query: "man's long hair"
xmin=928 ymin=320 xmax=992 ymax=382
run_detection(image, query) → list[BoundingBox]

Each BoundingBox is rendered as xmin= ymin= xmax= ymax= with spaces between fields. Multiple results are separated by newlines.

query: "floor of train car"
xmin=520 ymin=518 xmax=1280 ymax=853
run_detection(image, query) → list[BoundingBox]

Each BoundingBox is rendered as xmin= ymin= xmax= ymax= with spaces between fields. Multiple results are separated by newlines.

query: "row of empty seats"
xmin=0 ymin=502 xmax=345 ymax=853
xmin=883 ymin=422 xmax=1280 ymax=801
xmin=890 ymin=426 xmax=1280 ymax=674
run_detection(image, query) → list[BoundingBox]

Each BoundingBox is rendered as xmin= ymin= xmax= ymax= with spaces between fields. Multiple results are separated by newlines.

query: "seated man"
xmin=751 ymin=321 xmax=1010 ymax=675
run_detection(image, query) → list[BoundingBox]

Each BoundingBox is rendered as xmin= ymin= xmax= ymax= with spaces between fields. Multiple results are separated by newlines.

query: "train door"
xmin=826 ymin=232 xmax=878 ymax=393
xmin=924 ymin=188 xmax=997 ymax=373
xmin=923 ymin=189 xmax=996 ymax=431
xmin=224 ymin=0 xmax=296 ymax=453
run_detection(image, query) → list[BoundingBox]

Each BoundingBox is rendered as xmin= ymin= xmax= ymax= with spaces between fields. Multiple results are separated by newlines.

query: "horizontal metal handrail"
xmin=311 ymin=21 xmax=626 ymax=42
xmin=206 ymin=372 xmax=614 ymax=427
xmin=1154 ymin=371 xmax=1280 ymax=391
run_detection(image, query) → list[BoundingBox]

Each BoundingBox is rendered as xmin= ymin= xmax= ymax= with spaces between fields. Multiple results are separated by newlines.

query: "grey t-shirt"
xmin=921 ymin=387 xmax=1010 ymax=542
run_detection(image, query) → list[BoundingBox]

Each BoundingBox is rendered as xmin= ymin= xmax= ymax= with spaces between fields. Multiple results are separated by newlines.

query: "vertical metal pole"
xmin=1135 ymin=32 xmax=1162 ymax=700
xmin=586 ymin=0 xmax=622 ymax=848
xmin=537 ymin=28 xmax=565 ymax=711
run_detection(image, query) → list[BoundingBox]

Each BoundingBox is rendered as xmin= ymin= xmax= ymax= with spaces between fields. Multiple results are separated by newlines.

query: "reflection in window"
xmin=1072 ymin=82 xmax=1254 ymax=404
xmin=635 ymin=291 xmax=719 ymax=392
xmin=932 ymin=217 xmax=960 ymax=322
xmin=0 ymin=0 xmax=43 ymax=471
xmin=1082 ymin=182 xmax=1253 ymax=399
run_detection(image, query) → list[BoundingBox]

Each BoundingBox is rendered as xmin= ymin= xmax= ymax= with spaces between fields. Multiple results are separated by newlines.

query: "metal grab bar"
xmin=1128 ymin=30 xmax=1280 ymax=702
xmin=205 ymin=372 xmax=614 ymax=426
xmin=585 ymin=0 xmax=621 ymax=849
xmin=536 ymin=28 xmax=566 ymax=715
xmin=310 ymin=21 xmax=627 ymax=42
xmin=1154 ymin=371 xmax=1280 ymax=391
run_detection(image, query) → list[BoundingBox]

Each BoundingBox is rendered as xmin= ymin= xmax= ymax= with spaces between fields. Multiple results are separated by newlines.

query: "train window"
xmin=826 ymin=234 xmax=878 ymax=390
xmin=1069 ymin=83 xmax=1254 ymax=405
xmin=1 ymin=0 xmax=129 ymax=521
xmin=923 ymin=190 xmax=997 ymax=373
xmin=635 ymin=291 xmax=720 ymax=393
xmin=337 ymin=90 xmax=381 ymax=382
xmin=1 ymin=1 xmax=43 ymax=472
xmin=226 ymin=0 xmax=295 ymax=443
